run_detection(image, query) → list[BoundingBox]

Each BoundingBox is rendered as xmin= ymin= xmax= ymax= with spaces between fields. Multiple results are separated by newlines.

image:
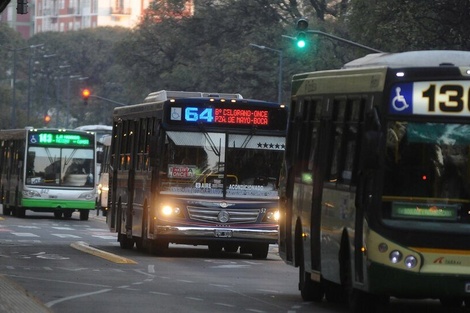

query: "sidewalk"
xmin=0 ymin=274 xmax=51 ymax=313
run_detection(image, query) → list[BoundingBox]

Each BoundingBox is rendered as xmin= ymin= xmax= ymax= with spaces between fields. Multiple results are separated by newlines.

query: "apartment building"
xmin=1 ymin=0 xmax=194 ymax=39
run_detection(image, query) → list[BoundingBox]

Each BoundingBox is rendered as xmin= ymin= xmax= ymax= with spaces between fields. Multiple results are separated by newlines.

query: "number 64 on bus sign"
xmin=389 ymin=81 xmax=470 ymax=116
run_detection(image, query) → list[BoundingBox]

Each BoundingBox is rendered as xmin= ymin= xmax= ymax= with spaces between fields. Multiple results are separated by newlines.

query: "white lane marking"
xmin=17 ymin=225 xmax=40 ymax=229
xmin=91 ymin=235 xmax=117 ymax=240
xmin=52 ymin=234 xmax=81 ymax=238
xmin=215 ymin=303 xmax=236 ymax=307
xmin=51 ymin=227 xmax=74 ymax=230
xmin=45 ymin=288 xmax=112 ymax=308
xmin=12 ymin=233 xmax=39 ymax=237
xmin=186 ymin=297 xmax=203 ymax=301
xmin=149 ymin=291 xmax=170 ymax=296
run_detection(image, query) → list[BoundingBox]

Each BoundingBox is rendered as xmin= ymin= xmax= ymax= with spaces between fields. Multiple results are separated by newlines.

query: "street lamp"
xmin=27 ymin=43 xmax=45 ymax=124
xmin=249 ymin=43 xmax=283 ymax=104
xmin=55 ymin=64 xmax=70 ymax=127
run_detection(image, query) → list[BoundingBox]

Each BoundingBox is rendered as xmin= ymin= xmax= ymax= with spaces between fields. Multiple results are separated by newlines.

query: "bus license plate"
xmin=215 ymin=230 xmax=232 ymax=238
xmin=466 ymin=283 xmax=470 ymax=293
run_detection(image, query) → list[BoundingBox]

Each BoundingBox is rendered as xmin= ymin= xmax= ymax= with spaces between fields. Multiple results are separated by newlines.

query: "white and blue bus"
xmin=0 ymin=128 xmax=97 ymax=220
xmin=279 ymin=50 xmax=470 ymax=311
xmin=107 ymin=90 xmax=287 ymax=259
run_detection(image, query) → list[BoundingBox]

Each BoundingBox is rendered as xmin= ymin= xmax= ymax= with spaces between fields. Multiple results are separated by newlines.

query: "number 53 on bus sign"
xmin=389 ymin=81 xmax=470 ymax=116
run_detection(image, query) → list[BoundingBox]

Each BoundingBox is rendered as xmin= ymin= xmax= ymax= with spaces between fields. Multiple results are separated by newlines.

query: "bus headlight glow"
xmin=266 ymin=210 xmax=280 ymax=222
xmin=78 ymin=192 xmax=95 ymax=200
xmin=389 ymin=250 xmax=403 ymax=264
xmin=161 ymin=205 xmax=181 ymax=217
xmin=22 ymin=190 xmax=41 ymax=198
xmin=404 ymin=255 xmax=418 ymax=268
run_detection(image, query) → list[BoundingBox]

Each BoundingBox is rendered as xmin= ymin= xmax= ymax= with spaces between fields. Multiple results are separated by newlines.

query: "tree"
xmin=348 ymin=0 xmax=470 ymax=52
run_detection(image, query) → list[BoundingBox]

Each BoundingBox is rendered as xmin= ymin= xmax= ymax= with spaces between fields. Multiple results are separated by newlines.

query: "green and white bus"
xmin=279 ymin=50 xmax=470 ymax=311
xmin=0 ymin=128 xmax=97 ymax=220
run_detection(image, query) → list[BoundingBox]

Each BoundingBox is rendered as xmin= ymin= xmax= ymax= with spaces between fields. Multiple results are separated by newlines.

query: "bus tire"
xmin=54 ymin=212 xmax=63 ymax=218
xmin=79 ymin=210 xmax=89 ymax=221
xmin=119 ymin=233 xmax=134 ymax=249
xmin=298 ymin=244 xmax=323 ymax=302
xmin=64 ymin=211 xmax=73 ymax=219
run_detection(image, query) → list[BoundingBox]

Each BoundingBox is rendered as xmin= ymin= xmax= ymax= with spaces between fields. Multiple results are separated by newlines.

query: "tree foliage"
xmin=1 ymin=0 xmax=470 ymax=128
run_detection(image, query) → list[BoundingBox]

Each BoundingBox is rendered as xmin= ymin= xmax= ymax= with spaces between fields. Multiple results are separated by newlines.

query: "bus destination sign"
xmin=389 ymin=81 xmax=470 ymax=116
xmin=170 ymin=106 xmax=269 ymax=126
xmin=29 ymin=133 xmax=91 ymax=146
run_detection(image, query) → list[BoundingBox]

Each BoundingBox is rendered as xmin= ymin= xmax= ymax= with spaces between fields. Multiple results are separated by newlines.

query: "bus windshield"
xmin=26 ymin=146 xmax=95 ymax=187
xmin=160 ymin=131 xmax=284 ymax=199
xmin=383 ymin=121 xmax=470 ymax=222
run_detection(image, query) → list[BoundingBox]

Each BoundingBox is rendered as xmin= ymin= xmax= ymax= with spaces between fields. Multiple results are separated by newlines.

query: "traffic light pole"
xmin=89 ymin=94 xmax=127 ymax=107
xmin=306 ymin=30 xmax=383 ymax=53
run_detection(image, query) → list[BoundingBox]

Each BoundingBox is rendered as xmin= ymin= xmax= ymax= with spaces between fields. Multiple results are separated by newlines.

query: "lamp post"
xmin=249 ymin=43 xmax=283 ymax=104
xmin=55 ymin=64 xmax=70 ymax=127
xmin=27 ymin=43 xmax=45 ymax=124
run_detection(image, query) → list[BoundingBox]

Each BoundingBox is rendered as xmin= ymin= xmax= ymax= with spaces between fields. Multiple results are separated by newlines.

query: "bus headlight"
xmin=389 ymin=250 xmax=403 ymax=264
xmin=78 ymin=192 xmax=95 ymax=200
xmin=22 ymin=190 xmax=41 ymax=198
xmin=161 ymin=204 xmax=182 ymax=217
xmin=264 ymin=209 xmax=280 ymax=222
xmin=404 ymin=255 xmax=418 ymax=269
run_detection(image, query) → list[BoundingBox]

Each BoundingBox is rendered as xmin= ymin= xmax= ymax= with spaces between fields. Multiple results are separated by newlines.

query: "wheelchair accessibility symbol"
xmin=392 ymin=87 xmax=409 ymax=111
xmin=389 ymin=83 xmax=413 ymax=114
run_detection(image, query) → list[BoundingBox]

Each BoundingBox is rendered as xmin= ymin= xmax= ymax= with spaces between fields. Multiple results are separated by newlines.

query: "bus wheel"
xmin=251 ymin=243 xmax=269 ymax=259
xmin=298 ymin=246 xmax=323 ymax=302
xmin=119 ymin=233 xmax=134 ymax=249
xmin=79 ymin=210 xmax=89 ymax=221
xmin=64 ymin=211 xmax=73 ymax=219
xmin=54 ymin=212 xmax=63 ymax=218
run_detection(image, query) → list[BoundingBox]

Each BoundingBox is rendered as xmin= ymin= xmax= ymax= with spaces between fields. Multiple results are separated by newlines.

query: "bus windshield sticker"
xmin=390 ymin=81 xmax=470 ymax=116
xmin=167 ymin=165 xmax=198 ymax=179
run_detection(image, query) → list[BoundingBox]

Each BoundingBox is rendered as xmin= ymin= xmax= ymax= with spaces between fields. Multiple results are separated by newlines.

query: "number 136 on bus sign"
xmin=389 ymin=81 xmax=470 ymax=116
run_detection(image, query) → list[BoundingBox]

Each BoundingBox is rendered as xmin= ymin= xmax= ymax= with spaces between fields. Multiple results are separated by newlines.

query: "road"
xmin=0 ymin=211 xmax=464 ymax=313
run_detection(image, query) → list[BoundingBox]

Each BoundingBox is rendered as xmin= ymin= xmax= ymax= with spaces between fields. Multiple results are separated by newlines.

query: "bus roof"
xmin=75 ymin=125 xmax=113 ymax=132
xmin=144 ymin=90 xmax=243 ymax=103
xmin=344 ymin=50 xmax=470 ymax=69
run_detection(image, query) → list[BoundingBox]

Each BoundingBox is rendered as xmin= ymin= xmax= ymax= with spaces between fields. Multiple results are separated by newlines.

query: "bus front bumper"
xmin=155 ymin=226 xmax=278 ymax=244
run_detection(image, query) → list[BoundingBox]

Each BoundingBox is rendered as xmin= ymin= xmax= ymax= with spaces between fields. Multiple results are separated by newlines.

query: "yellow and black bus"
xmin=107 ymin=90 xmax=287 ymax=259
xmin=279 ymin=50 xmax=470 ymax=311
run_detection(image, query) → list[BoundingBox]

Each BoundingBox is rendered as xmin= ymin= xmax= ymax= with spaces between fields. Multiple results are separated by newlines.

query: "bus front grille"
xmin=187 ymin=207 xmax=259 ymax=224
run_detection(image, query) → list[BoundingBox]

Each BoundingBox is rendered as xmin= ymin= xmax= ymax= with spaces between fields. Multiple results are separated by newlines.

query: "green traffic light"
xmin=296 ymin=32 xmax=307 ymax=49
